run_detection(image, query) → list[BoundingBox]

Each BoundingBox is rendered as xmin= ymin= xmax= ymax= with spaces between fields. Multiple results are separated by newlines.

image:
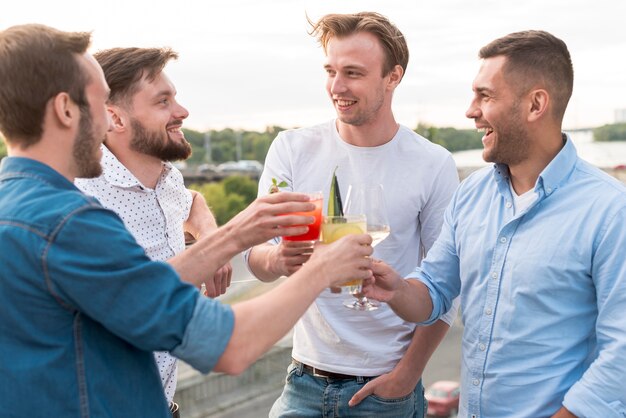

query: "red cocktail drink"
xmin=283 ymin=192 xmax=323 ymax=241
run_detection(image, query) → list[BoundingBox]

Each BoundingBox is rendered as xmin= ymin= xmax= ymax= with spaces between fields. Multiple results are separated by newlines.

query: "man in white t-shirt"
xmin=76 ymin=47 xmax=231 ymax=417
xmin=245 ymin=12 xmax=460 ymax=417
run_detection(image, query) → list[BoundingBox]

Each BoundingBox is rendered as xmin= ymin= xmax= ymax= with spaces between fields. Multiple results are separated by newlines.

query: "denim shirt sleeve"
xmin=44 ymin=205 xmax=233 ymax=366
xmin=563 ymin=206 xmax=626 ymax=417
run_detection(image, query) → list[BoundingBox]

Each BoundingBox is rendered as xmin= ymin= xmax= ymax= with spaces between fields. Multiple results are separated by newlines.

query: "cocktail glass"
xmin=321 ymin=214 xmax=367 ymax=295
xmin=282 ymin=191 xmax=323 ymax=242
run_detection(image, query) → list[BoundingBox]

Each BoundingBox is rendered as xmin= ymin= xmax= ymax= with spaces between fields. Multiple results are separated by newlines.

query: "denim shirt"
xmin=409 ymin=137 xmax=626 ymax=417
xmin=0 ymin=157 xmax=234 ymax=417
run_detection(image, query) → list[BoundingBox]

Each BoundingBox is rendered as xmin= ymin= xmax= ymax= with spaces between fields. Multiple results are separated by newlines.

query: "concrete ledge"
xmin=174 ymin=346 xmax=291 ymax=418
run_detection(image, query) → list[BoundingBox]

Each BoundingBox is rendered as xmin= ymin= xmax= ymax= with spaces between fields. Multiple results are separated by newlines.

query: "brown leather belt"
xmin=292 ymin=359 xmax=373 ymax=380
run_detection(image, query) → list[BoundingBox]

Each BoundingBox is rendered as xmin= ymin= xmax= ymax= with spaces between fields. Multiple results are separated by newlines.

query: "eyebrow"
xmin=474 ymin=86 xmax=495 ymax=95
xmin=323 ymin=64 xmax=367 ymax=72
xmin=153 ymin=88 xmax=176 ymax=99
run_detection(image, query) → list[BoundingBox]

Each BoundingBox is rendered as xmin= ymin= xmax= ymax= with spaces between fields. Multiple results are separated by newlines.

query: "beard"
xmin=483 ymin=101 xmax=531 ymax=166
xmin=129 ymin=118 xmax=192 ymax=162
xmin=73 ymin=106 xmax=103 ymax=178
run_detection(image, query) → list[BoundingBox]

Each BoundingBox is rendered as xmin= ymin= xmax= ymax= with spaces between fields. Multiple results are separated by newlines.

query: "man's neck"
xmin=508 ymin=130 xmax=565 ymax=194
xmin=8 ymin=137 xmax=75 ymax=181
xmin=336 ymin=114 xmax=399 ymax=147
xmin=105 ymin=142 xmax=164 ymax=189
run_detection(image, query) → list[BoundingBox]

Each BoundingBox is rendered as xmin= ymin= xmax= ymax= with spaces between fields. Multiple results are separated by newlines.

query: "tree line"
xmin=1 ymin=123 xmax=625 ymax=161
xmin=1 ymin=124 xmax=623 ymax=224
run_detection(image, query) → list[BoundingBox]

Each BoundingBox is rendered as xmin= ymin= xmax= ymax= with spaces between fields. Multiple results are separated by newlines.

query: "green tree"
xmin=594 ymin=123 xmax=626 ymax=142
xmin=222 ymin=175 xmax=258 ymax=203
xmin=182 ymin=128 xmax=206 ymax=164
xmin=189 ymin=176 xmax=258 ymax=225
xmin=0 ymin=136 xmax=6 ymax=159
xmin=416 ymin=123 xmax=483 ymax=152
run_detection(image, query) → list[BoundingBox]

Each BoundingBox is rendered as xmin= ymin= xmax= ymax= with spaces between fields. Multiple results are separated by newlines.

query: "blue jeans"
xmin=270 ymin=361 xmax=426 ymax=417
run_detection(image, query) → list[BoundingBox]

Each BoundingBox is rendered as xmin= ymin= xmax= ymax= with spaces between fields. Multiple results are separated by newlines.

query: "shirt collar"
xmin=493 ymin=133 xmax=578 ymax=197
xmin=535 ymin=133 xmax=577 ymax=196
xmin=0 ymin=156 xmax=77 ymax=191
xmin=100 ymin=145 xmax=172 ymax=190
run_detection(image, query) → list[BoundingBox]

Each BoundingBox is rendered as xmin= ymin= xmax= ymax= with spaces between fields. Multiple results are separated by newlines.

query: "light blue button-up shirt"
xmin=409 ymin=136 xmax=626 ymax=417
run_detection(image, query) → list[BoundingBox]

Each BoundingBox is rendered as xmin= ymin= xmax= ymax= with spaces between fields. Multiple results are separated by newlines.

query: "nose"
xmin=328 ymin=74 xmax=347 ymax=95
xmin=174 ymin=101 xmax=189 ymax=120
xmin=465 ymin=98 xmax=480 ymax=120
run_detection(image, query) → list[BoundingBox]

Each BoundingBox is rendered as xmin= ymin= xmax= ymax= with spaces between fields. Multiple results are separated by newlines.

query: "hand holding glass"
xmin=282 ymin=191 xmax=323 ymax=242
xmin=343 ymin=183 xmax=391 ymax=310
xmin=321 ymin=214 xmax=367 ymax=292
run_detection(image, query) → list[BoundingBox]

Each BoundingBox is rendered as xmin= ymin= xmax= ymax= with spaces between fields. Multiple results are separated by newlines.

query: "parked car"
xmin=197 ymin=163 xmax=219 ymax=174
xmin=217 ymin=160 xmax=263 ymax=175
xmin=425 ymin=380 xmax=460 ymax=417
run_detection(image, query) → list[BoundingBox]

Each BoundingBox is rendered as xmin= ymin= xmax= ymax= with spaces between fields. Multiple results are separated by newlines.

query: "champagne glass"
xmin=343 ymin=183 xmax=391 ymax=311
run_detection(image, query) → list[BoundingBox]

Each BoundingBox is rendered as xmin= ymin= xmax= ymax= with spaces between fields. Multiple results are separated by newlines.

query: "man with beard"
xmin=245 ymin=12 xmax=459 ymax=417
xmin=75 ymin=47 xmax=230 ymax=415
xmin=363 ymin=31 xmax=626 ymax=417
xmin=0 ymin=24 xmax=374 ymax=418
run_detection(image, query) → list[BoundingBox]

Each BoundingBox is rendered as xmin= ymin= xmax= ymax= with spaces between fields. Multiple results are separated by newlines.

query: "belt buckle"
xmin=311 ymin=367 xmax=327 ymax=378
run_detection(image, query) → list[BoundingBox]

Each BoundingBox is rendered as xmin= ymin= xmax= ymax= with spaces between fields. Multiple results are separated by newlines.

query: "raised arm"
xmin=214 ymin=234 xmax=373 ymax=373
xmin=184 ymin=189 xmax=232 ymax=296
xmin=169 ymin=192 xmax=315 ymax=286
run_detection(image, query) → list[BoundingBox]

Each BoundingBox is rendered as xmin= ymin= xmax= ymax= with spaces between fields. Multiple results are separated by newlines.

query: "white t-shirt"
xmin=76 ymin=145 xmax=192 ymax=403
xmin=509 ymin=180 xmax=538 ymax=215
xmin=247 ymin=120 xmax=460 ymax=375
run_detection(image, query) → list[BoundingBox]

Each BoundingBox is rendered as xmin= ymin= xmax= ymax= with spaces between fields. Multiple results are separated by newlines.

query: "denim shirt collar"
xmin=492 ymin=133 xmax=578 ymax=198
xmin=0 ymin=156 xmax=77 ymax=191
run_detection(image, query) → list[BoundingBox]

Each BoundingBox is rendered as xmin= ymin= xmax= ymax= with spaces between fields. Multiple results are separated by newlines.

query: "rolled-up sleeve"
xmin=171 ymin=296 xmax=234 ymax=373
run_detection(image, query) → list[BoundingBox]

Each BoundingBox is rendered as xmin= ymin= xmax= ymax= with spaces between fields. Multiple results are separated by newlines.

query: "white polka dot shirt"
xmin=76 ymin=145 xmax=192 ymax=404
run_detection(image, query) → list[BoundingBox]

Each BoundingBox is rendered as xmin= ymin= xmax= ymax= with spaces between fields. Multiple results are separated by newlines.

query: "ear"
xmin=51 ymin=92 xmax=77 ymax=128
xmin=107 ymin=104 xmax=127 ymax=132
xmin=527 ymin=89 xmax=549 ymax=122
xmin=386 ymin=64 xmax=404 ymax=90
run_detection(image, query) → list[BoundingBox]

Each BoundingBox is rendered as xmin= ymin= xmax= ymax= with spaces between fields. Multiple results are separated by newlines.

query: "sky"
xmin=3 ymin=0 xmax=626 ymax=132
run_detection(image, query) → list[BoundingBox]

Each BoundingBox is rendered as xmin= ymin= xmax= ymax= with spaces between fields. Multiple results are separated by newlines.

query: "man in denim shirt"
xmin=0 ymin=24 xmax=374 ymax=417
xmin=364 ymin=31 xmax=626 ymax=417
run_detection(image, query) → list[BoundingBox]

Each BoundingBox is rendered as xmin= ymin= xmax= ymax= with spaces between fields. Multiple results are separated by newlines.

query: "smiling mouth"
xmin=477 ymin=127 xmax=494 ymax=144
xmin=167 ymin=124 xmax=184 ymax=135
xmin=335 ymin=99 xmax=357 ymax=108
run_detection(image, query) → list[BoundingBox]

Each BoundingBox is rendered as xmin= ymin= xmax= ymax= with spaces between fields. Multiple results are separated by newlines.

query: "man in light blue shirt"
xmin=364 ymin=30 xmax=626 ymax=417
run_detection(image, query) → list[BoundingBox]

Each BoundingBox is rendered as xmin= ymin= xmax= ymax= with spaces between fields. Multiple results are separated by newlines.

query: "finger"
xmin=279 ymin=225 xmax=310 ymax=237
xmin=274 ymin=214 xmax=315 ymax=228
xmin=204 ymin=280 xmax=217 ymax=298
xmin=216 ymin=270 xmax=227 ymax=295
xmin=353 ymin=233 xmax=373 ymax=246
xmin=225 ymin=265 xmax=233 ymax=289
xmin=282 ymin=247 xmax=314 ymax=257
xmin=261 ymin=191 xmax=312 ymax=203
xmin=266 ymin=201 xmax=316 ymax=216
xmin=349 ymin=380 xmax=376 ymax=407
xmin=282 ymin=240 xmax=316 ymax=249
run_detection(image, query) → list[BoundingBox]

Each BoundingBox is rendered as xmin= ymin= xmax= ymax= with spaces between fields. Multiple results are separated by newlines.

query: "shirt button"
xmin=479 ymin=343 xmax=486 ymax=351
xmin=491 ymin=272 xmax=498 ymax=279
xmin=546 ymin=187 xmax=552 ymax=193
xmin=500 ymin=237 xmax=507 ymax=243
xmin=485 ymin=308 xmax=492 ymax=315
xmin=506 ymin=202 xmax=512 ymax=208
xmin=472 ymin=379 xmax=480 ymax=386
